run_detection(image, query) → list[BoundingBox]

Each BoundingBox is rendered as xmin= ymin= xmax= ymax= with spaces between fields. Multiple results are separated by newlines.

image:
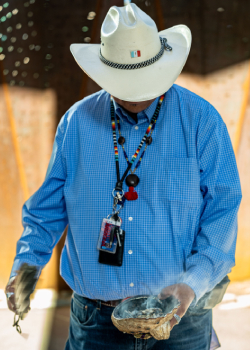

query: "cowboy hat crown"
xmin=101 ymin=4 xmax=161 ymax=64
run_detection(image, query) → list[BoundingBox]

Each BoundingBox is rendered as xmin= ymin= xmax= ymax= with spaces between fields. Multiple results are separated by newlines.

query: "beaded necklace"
xmin=110 ymin=94 xmax=165 ymax=203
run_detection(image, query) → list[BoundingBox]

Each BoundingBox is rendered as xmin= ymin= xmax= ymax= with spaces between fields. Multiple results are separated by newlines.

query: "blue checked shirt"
xmin=10 ymin=84 xmax=242 ymax=304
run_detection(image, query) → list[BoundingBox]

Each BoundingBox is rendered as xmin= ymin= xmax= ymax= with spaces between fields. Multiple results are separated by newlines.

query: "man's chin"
xmin=117 ymin=104 xmax=140 ymax=113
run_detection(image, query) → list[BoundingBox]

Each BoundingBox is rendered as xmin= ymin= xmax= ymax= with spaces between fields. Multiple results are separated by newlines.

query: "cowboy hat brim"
xmin=70 ymin=25 xmax=191 ymax=102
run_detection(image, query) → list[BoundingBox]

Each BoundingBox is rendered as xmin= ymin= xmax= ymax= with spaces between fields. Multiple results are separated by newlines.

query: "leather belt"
xmin=84 ymin=296 xmax=122 ymax=308
xmin=98 ymin=299 xmax=122 ymax=307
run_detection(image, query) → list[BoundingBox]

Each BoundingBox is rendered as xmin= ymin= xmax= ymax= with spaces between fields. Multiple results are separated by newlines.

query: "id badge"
xmin=97 ymin=216 xmax=122 ymax=254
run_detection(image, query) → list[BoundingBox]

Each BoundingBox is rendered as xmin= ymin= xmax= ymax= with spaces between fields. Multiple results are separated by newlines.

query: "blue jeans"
xmin=64 ymin=292 xmax=212 ymax=350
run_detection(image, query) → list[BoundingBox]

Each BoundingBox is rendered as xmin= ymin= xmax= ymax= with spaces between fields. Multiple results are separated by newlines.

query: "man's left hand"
xmin=158 ymin=283 xmax=195 ymax=330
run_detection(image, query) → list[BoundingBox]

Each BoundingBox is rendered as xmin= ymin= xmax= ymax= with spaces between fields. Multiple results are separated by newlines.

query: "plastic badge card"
xmin=97 ymin=217 xmax=121 ymax=254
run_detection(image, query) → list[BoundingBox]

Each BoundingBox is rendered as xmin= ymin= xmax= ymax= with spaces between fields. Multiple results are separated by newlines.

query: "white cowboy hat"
xmin=70 ymin=3 xmax=191 ymax=102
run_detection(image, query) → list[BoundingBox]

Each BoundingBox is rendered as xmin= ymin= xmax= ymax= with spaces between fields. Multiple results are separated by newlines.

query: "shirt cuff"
xmin=177 ymin=269 xmax=211 ymax=307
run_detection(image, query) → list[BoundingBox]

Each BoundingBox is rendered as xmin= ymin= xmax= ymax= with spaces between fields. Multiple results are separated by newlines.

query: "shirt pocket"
xmin=159 ymin=157 xmax=201 ymax=207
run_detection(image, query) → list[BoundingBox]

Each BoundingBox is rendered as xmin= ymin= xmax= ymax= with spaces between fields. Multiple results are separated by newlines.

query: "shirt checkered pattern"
xmin=10 ymin=84 xmax=242 ymax=304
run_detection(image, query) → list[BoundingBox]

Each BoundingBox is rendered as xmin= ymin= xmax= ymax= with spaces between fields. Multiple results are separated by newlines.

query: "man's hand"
xmin=5 ymin=276 xmax=21 ymax=314
xmin=158 ymin=283 xmax=195 ymax=330
xmin=5 ymin=263 xmax=38 ymax=319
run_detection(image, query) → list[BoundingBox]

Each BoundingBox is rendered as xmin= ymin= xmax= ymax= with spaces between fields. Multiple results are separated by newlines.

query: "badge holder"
xmin=98 ymin=227 xmax=125 ymax=266
xmin=98 ymin=189 xmax=126 ymax=266
xmin=97 ymin=216 xmax=122 ymax=254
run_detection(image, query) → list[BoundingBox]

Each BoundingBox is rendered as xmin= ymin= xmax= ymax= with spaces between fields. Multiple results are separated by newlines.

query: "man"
xmin=5 ymin=3 xmax=242 ymax=350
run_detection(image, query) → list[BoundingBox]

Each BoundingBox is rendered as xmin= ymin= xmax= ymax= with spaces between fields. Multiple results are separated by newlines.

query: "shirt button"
xmin=128 ymin=217 xmax=133 ymax=221
xmin=128 ymin=250 xmax=133 ymax=254
xmin=135 ymin=126 xmax=139 ymax=130
xmin=130 ymin=283 xmax=134 ymax=287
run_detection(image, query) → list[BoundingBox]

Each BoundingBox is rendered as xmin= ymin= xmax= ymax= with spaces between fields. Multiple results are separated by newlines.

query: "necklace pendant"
xmin=126 ymin=174 xmax=140 ymax=187
xmin=124 ymin=187 xmax=138 ymax=201
xmin=146 ymin=136 xmax=153 ymax=145
xmin=118 ymin=136 xmax=125 ymax=145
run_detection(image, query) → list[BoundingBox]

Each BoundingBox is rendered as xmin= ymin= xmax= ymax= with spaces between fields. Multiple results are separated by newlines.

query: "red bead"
xmin=124 ymin=187 xmax=138 ymax=200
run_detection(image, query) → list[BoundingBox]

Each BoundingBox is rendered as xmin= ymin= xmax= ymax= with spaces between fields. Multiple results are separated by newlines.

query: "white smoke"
xmin=116 ymin=295 xmax=179 ymax=320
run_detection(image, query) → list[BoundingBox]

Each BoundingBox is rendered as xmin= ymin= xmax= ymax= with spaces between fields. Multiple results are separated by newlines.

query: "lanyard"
xmin=110 ymin=94 xmax=165 ymax=210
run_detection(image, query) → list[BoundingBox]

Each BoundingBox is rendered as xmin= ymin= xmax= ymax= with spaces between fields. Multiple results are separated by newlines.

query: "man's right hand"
xmin=5 ymin=276 xmax=30 ymax=315
xmin=5 ymin=263 xmax=38 ymax=319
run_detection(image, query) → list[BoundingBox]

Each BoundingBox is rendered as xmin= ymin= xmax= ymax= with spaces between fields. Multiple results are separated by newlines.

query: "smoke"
xmin=115 ymin=295 xmax=180 ymax=320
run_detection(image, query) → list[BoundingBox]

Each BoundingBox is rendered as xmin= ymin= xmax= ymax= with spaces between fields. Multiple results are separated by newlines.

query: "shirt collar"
xmin=112 ymin=96 xmax=160 ymax=124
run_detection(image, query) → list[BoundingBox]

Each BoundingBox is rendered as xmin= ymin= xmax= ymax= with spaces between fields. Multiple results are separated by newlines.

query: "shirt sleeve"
xmin=178 ymin=104 xmax=242 ymax=304
xmin=9 ymin=114 xmax=69 ymax=280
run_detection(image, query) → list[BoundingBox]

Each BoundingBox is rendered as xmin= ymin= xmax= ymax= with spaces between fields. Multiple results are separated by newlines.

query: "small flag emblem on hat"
xmin=131 ymin=50 xmax=141 ymax=58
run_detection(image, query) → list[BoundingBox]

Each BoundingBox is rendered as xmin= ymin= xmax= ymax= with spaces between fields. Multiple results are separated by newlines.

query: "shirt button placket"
xmin=128 ymin=218 xmax=134 ymax=288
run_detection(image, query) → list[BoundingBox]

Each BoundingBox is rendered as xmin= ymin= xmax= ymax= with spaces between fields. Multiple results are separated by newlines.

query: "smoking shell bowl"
xmin=111 ymin=295 xmax=180 ymax=339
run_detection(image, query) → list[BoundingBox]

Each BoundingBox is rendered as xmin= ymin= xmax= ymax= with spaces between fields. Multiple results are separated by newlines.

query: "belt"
xmin=84 ymin=296 xmax=122 ymax=308
xmin=99 ymin=299 xmax=122 ymax=307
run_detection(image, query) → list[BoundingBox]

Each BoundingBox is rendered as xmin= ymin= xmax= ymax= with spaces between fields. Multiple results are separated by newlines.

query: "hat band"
xmin=99 ymin=37 xmax=172 ymax=70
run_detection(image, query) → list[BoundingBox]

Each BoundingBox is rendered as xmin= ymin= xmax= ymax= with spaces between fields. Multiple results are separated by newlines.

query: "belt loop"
xmin=96 ymin=299 xmax=101 ymax=310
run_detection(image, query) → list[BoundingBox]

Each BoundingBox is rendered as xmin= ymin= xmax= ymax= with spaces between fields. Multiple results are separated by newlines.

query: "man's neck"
xmin=124 ymin=109 xmax=138 ymax=123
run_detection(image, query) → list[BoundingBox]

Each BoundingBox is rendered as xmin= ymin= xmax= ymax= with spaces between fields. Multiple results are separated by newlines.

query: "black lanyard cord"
xmin=115 ymin=162 xmax=132 ymax=192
